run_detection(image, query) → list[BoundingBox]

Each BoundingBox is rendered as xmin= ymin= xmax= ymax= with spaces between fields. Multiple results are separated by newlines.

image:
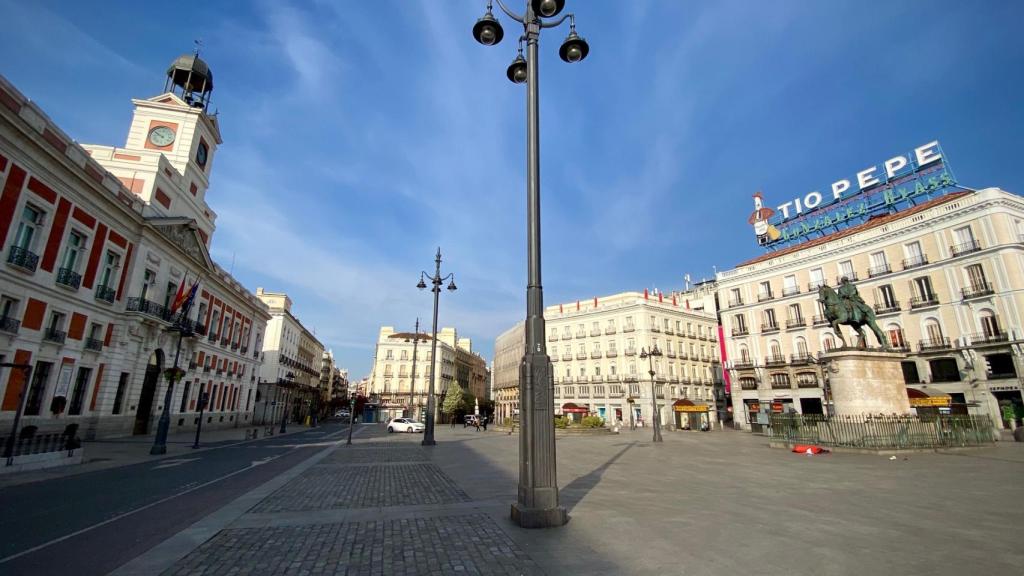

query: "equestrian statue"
xmin=818 ymin=277 xmax=889 ymax=350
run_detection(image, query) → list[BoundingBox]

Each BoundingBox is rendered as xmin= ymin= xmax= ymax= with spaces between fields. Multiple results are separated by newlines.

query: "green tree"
xmin=442 ymin=382 xmax=465 ymax=416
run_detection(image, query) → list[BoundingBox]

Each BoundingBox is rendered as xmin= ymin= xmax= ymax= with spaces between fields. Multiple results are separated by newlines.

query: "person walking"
xmin=474 ymin=417 xmax=481 ymax=432
xmin=482 ymin=416 xmax=488 ymax=431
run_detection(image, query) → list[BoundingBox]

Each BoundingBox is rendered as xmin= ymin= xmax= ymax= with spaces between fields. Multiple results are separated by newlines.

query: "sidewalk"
xmin=112 ymin=423 xmax=1024 ymax=576
xmin=0 ymin=421 xmax=310 ymax=489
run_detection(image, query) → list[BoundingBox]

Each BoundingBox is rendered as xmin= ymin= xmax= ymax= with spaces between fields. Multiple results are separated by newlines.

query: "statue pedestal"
xmin=823 ymin=350 xmax=911 ymax=416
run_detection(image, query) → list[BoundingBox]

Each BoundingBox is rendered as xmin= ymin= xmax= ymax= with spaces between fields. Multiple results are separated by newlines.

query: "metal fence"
xmin=1 ymin=431 xmax=76 ymax=458
xmin=769 ymin=413 xmax=996 ymax=449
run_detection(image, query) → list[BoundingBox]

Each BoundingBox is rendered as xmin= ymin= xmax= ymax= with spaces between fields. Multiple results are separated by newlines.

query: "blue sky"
xmin=2 ymin=1 xmax=1022 ymax=379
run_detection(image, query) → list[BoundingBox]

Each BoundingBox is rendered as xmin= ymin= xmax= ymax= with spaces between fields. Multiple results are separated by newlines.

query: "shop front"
xmin=673 ymin=399 xmax=711 ymax=431
xmin=907 ymin=387 xmax=953 ymax=417
xmin=561 ymin=403 xmax=589 ymax=424
xmin=990 ymin=384 xmax=1023 ymax=429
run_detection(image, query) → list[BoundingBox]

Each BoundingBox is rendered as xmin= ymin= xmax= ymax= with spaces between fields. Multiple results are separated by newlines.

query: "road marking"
xmin=0 ymin=450 xmax=289 ymax=565
xmin=151 ymin=458 xmax=200 ymax=470
xmin=251 ymin=455 xmax=280 ymax=466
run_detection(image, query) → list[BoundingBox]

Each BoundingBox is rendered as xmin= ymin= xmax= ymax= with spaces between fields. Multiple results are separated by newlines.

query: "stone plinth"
xmin=824 ymin=350 xmax=911 ymax=416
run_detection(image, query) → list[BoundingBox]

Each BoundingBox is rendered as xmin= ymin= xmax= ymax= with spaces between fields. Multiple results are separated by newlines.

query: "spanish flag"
xmin=169 ymin=274 xmax=188 ymax=314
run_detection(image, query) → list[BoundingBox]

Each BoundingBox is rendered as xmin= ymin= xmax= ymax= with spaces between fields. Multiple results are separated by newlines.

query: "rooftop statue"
xmin=818 ymin=278 xmax=889 ymax=350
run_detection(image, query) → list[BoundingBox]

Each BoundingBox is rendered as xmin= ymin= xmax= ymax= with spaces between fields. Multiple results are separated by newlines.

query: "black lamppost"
xmin=640 ymin=346 xmax=664 ymax=443
xmin=347 ymin=391 xmax=357 ymax=445
xmin=406 ymin=318 xmax=422 ymax=420
xmin=472 ymin=0 xmax=589 ymax=529
xmin=151 ymin=314 xmax=196 ymax=455
xmin=280 ymin=371 xmax=294 ymax=434
xmin=417 ymin=248 xmax=457 ymax=446
xmin=2 ymin=363 xmax=32 ymax=466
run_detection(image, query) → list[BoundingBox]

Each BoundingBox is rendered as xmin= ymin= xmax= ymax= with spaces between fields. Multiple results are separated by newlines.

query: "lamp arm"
xmin=540 ymin=12 xmax=572 ymax=29
xmin=493 ymin=0 xmax=525 ymax=24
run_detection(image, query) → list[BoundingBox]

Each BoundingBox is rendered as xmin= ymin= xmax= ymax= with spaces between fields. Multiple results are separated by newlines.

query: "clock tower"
xmin=82 ymin=53 xmax=223 ymax=245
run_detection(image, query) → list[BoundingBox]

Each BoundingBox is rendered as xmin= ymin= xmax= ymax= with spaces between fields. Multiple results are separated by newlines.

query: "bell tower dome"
xmin=164 ymin=52 xmax=214 ymax=111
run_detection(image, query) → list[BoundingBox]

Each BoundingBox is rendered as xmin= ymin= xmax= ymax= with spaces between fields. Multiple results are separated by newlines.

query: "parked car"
xmin=464 ymin=415 xmax=480 ymax=427
xmin=334 ymin=410 xmax=351 ymax=419
xmin=387 ymin=418 xmax=425 ymax=433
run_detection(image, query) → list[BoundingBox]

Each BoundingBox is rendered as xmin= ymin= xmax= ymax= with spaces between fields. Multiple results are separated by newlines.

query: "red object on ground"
xmin=792 ymin=444 xmax=829 ymax=455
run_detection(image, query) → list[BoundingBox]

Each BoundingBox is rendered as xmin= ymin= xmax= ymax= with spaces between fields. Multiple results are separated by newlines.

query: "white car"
xmin=387 ymin=418 xmax=425 ymax=433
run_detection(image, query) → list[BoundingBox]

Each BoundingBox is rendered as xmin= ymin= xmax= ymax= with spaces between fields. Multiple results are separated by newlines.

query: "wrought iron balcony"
xmin=575 ymin=331 xmax=586 ymax=339
xmin=757 ymin=291 xmax=775 ymax=302
xmin=203 ymin=365 xmax=211 ymax=373
xmin=790 ymin=353 xmax=814 ymax=365
xmin=797 ymin=377 xmax=820 ymax=389
xmin=43 ymin=327 xmax=66 ymax=344
xmin=785 ymin=317 xmax=806 ymax=329
xmin=625 ymin=348 xmax=637 ymax=356
xmin=208 ymin=332 xmax=217 ymax=342
xmin=651 ymin=326 xmax=661 ymax=333
xmin=231 ymin=342 xmax=240 ymax=351
xmin=802 ymin=283 xmax=821 ymax=293
xmin=771 ymin=380 xmax=793 ymax=390
xmin=607 ymin=375 xmax=620 ymax=382
xmin=666 ymin=351 xmax=676 ymax=358
xmin=910 ymin=294 xmax=939 ymax=309
xmin=84 ymin=337 xmax=103 ymax=352
xmin=561 ymin=353 xmax=572 ymax=361
xmin=961 ymin=282 xmax=994 ymax=300
xmin=765 ymin=355 xmax=787 ymax=367
xmin=221 ymin=337 xmax=230 ymax=346
xmin=812 ymin=315 xmax=829 ymax=326
xmin=867 ymin=263 xmax=892 ymax=277
xmin=728 ymin=297 xmax=744 ymax=308
xmin=189 ymin=361 xmax=198 ymax=369
xmin=254 ymin=350 xmax=261 ymax=359
xmin=605 ymin=326 xmax=616 ymax=335
xmin=548 ymin=333 xmax=558 ymax=342
xmin=835 ymin=272 xmax=858 ymax=284
xmin=127 ymin=297 xmax=171 ymax=322
xmin=918 ymin=337 xmax=951 ymax=351
xmin=623 ymin=325 xmax=636 ymax=333
xmin=94 ymin=284 xmax=116 ymax=304
xmin=0 ymin=316 xmax=20 ymax=334
xmin=193 ymin=323 xmax=207 ymax=336
xmin=731 ymin=327 xmax=749 ymax=337
xmin=576 ymin=352 xmax=586 ymax=360
xmin=761 ymin=323 xmax=780 ymax=334
xmin=6 ymin=245 xmax=39 ymax=273
xmin=605 ymin=350 xmax=618 ymax=358
xmin=561 ymin=333 xmax=572 ymax=340
xmin=968 ymin=331 xmax=1009 ymax=344
xmin=590 ymin=351 xmax=602 ymax=359
xmin=950 ymin=240 xmax=981 ymax=257
xmin=590 ymin=329 xmax=601 ymax=337
xmin=55 ymin=267 xmax=81 ymax=289
xmin=873 ymin=302 xmax=901 ymax=315
xmin=739 ymin=380 xmax=758 ymax=390
xmin=902 ymin=255 xmax=929 ymax=270
xmin=732 ymin=361 xmax=755 ymax=370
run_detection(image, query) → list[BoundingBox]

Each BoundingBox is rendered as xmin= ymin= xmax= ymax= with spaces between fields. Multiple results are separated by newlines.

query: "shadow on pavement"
xmin=560 ymin=441 xmax=635 ymax=513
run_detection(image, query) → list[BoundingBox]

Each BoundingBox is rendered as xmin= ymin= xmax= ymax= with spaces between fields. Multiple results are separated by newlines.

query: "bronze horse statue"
xmin=817 ymin=281 xmax=889 ymax=350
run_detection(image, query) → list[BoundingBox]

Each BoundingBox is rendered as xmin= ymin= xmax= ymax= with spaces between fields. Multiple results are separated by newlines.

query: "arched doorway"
xmin=133 ymin=350 xmax=164 ymax=435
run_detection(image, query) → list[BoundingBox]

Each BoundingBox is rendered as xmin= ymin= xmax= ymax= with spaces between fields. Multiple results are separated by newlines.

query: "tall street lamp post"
xmin=417 ymin=248 xmax=457 ymax=446
xmin=640 ymin=346 xmax=664 ymax=443
xmin=280 ymin=372 xmax=295 ymax=434
xmin=347 ymin=391 xmax=357 ymax=445
xmin=152 ymin=317 xmax=195 ymax=455
xmin=472 ymin=0 xmax=589 ymax=528
xmin=406 ymin=318 xmax=422 ymax=420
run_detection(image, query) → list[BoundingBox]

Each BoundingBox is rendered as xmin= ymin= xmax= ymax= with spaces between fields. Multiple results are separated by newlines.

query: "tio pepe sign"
xmin=749 ymin=141 xmax=957 ymax=248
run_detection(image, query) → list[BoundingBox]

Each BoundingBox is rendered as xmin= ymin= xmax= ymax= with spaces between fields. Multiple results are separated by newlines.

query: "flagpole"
xmin=150 ymin=273 xmax=196 ymax=455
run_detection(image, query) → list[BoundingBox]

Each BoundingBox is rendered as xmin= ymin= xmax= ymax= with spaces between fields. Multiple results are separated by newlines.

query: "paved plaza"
xmin=134 ymin=424 xmax=1023 ymax=576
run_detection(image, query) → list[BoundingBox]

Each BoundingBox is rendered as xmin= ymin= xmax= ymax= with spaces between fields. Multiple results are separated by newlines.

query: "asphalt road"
xmin=0 ymin=421 xmax=352 ymax=576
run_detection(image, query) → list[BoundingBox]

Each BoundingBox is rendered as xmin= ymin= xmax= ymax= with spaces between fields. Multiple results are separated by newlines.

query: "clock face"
xmin=147 ymin=126 xmax=175 ymax=147
xmin=196 ymin=142 xmax=209 ymax=167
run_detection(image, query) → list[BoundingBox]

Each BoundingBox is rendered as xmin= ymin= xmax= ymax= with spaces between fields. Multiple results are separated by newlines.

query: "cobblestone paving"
xmin=252 ymin=463 xmax=470 ymax=512
xmin=321 ymin=446 xmax=432 ymax=465
xmin=163 ymin=514 xmax=543 ymax=576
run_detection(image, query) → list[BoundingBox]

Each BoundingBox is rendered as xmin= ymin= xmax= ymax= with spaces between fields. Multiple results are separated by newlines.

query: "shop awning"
xmin=672 ymin=399 xmax=709 ymax=413
xmin=906 ymin=387 xmax=952 ymax=407
xmin=561 ymin=403 xmax=589 ymax=414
